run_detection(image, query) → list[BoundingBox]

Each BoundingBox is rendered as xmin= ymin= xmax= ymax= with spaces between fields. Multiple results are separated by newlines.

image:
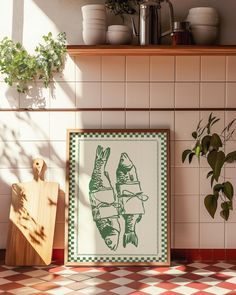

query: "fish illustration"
xmin=116 ymin=153 xmax=147 ymax=248
xmin=89 ymin=145 xmax=120 ymax=251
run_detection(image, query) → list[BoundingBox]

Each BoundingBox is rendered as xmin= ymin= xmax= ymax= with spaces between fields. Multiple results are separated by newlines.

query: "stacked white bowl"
xmin=82 ymin=4 xmax=107 ymax=45
xmin=107 ymin=25 xmax=132 ymax=45
xmin=186 ymin=7 xmax=219 ymax=45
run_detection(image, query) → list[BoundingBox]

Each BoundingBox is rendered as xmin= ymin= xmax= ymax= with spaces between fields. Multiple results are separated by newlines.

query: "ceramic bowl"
xmin=83 ymin=29 xmax=106 ymax=45
xmin=83 ymin=19 xmax=107 ymax=26
xmin=191 ymin=25 xmax=218 ymax=45
xmin=83 ymin=23 xmax=107 ymax=30
xmin=82 ymin=9 xmax=106 ymax=20
xmin=107 ymin=30 xmax=132 ymax=45
xmin=187 ymin=14 xmax=219 ymax=26
xmin=108 ymin=25 xmax=130 ymax=32
xmin=81 ymin=4 xmax=106 ymax=12
xmin=189 ymin=7 xmax=218 ymax=15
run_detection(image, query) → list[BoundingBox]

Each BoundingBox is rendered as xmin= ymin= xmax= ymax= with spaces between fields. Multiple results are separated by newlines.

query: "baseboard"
xmin=1 ymin=249 xmax=236 ymax=264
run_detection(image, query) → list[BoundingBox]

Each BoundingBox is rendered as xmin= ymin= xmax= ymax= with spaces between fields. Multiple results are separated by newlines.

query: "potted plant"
xmin=105 ymin=0 xmax=141 ymax=20
xmin=182 ymin=113 xmax=236 ymax=220
xmin=0 ymin=32 xmax=66 ymax=93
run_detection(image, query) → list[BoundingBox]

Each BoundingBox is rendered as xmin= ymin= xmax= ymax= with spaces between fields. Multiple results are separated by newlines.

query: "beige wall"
xmin=0 ymin=1 xmax=236 ymax=250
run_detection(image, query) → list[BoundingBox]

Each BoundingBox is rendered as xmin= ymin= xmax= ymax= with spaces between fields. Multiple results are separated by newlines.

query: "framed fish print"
xmin=65 ymin=129 xmax=170 ymax=266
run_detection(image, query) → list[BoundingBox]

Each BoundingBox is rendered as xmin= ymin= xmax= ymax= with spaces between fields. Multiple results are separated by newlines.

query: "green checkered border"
xmin=67 ymin=131 xmax=168 ymax=263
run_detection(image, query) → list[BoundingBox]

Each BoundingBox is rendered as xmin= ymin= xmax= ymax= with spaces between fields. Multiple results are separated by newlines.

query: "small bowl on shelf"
xmin=107 ymin=25 xmax=132 ymax=45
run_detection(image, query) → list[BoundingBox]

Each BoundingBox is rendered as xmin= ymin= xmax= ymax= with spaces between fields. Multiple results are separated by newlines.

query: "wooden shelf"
xmin=67 ymin=45 xmax=236 ymax=56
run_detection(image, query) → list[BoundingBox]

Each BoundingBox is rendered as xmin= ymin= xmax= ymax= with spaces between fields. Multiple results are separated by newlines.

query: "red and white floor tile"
xmin=0 ymin=262 xmax=236 ymax=294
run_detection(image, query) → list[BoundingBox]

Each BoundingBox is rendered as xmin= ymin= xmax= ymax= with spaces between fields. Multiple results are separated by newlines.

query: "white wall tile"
xmin=175 ymin=223 xmax=199 ymax=248
xmin=176 ymin=56 xmax=200 ymax=81
xmin=200 ymin=223 xmax=224 ymax=248
xmin=150 ymin=56 xmax=175 ymax=81
xmin=102 ymin=56 xmax=125 ymax=81
xmin=174 ymin=167 xmax=199 ymax=195
xmin=201 ymin=56 xmax=226 ymax=82
xmin=199 ymin=195 xmax=223 ymax=223
xmin=0 ymin=168 xmax=32 ymax=195
xmin=0 ymin=141 xmax=50 ymax=168
xmin=126 ymin=56 xmax=149 ymax=82
xmin=76 ymin=82 xmax=101 ymax=108
xmin=102 ymin=111 xmax=125 ymax=129
xmin=150 ymin=83 xmax=174 ymax=108
xmin=225 ymin=223 xmax=236 ymax=248
xmin=226 ymin=56 xmax=236 ymax=81
xmin=174 ymin=141 xmax=198 ymax=167
xmin=175 ymin=195 xmax=199 ymax=222
xmin=0 ymin=112 xmax=20 ymax=141
xmin=175 ymin=83 xmax=200 ymax=108
xmin=50 ymin=82 xmax=75 ymax=108
xmin=75 ymin=56 xmax=101 ymax=81
xmin=126 ymin=111 xmax=149 ymax=128
xmin=0 ymin=223 xmax=8 ymax=248
xmin=226 ymin=83 xmax=236 ymax=107
xmin=76 ymin=111 xmax=101 ymax=129
xmin=0 ymin=83 xmax=19 ymax=109
xmin=19 ymin=112 xmax=50 ymax=141
xmin=0 ymin=195 xmax=11 ymax=222
xmin=20 ymin=83 xmax=50 ymax=109
xmin=200 ymin=83 xmax=225 ymax=108
xmin=102 ymin=82 xmax=125 ymax=108
xmin=50 ymin=112 xmax=76 ymax=140
xmin=175 ymin=111 xmax=200 ymax=140
xmin=126 ymin=83 xmax=149 ymax=108
xmin=54 ymin=55 xmax=75 ymax=82
xmin=150 ymin=111 xmax=174 ymax=140
xmin=49 ymin=141 xmax=66 ymax=168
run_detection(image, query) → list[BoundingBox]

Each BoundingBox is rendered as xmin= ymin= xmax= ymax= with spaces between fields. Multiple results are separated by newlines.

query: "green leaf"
xmin=194 ymin=144 xmax=201 ymax=158
xmin=223 ymin=181 xmax=234 ymax=200
xmin=188 ymin=152 xmax=195 ymax=164
xmin=207 ymin=170 xmax=213 ymax=178
xmin=225 ymin=151 xmax=236 ymax=163
xmin=213 ymin=183 xmax=224 ymax=193
xmin=192 ymin=131 xmax=197 ymax=139
xmin=204 ymin=194 xmax=218 ymax=219
xmin=209 ymin=133 xmax=222 ymax=151
xmin=207 ymin=150 xmax=225 ymax=182
xmin=220 ymin=209 xmax=229 ymax=221
xmin=201 ymin=135 xmax=211 ymax=154
xmin=182 ymin=149 xmax=192 ymax=163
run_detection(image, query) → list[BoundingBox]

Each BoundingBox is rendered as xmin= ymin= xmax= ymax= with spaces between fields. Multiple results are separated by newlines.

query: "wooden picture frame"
xmin=65 ymin=129 xmax=170 ymax=266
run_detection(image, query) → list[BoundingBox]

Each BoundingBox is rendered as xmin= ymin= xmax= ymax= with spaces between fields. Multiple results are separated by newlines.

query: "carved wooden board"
xmin=5 ymin=159 xmax=59 ymax=266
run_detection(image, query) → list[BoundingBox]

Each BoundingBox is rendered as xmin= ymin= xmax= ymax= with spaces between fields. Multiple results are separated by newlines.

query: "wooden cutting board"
xmin=5 ymin=159 xmax=59 ymax=266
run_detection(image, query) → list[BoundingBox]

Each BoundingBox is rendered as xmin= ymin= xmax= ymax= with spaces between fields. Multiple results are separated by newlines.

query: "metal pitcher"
xmin=132 ymin=0 xmax=174 ymax=45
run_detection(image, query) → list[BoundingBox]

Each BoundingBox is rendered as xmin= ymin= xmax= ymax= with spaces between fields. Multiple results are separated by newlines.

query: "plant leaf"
xmin=182 ymin=149 xmax=192 ymax=163
xmin=213 ymin=183 xmax=224 ymax=193
xmin=207 ymin=170 xmax=213 ymax=178
xmin=192 ymin=131 xmax=197 ymax=139
xmin=220 ymin=209 xmax=229 ymax=221
xmin=204 ymin=194 xmax=218 ymax=219
xmin=188 ymin=152 xmax=195 ymax=164
xmin=225 ymin=151 xmax=236 ymax=163
xmin=207 ymin=150 xmax=225 ymax=182
xmin=223 ymin=181 xmax=234 ymax=200
xmin=209 ymin=133 xmax=222 ymax=151
xmin=201 ymin=135 xmax=211 ymax=154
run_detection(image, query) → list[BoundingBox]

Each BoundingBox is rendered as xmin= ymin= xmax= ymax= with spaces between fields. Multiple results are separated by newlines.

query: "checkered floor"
xmin=0 ymin=262 xmax=236 ymax=294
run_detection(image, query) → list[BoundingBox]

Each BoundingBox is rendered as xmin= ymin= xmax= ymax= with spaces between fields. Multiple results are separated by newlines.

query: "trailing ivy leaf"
xmin=213 ymin=183 xmax=224 ymax=193
xmin=220 ymin=209 xmax=229 ymax=221
xmin=201 ymin=135 xmax=211 ymax=155
xmin=207 ymin=150 xmax=225 ymax=182
xmin=207 ymin=170 xmax=213 ymax=178
xmin=209 ymin=133 xmax=222 ymax=151
xmin=182 ymin=149 xmax=192 ymax=163
xmin=204 ymin=194 xmax=218 ymax=218
xmin=223 ymin=181 xmax=234 ymax=200
xmin=225 ymin=151 xmax=236 ymax=163
xmin=194 ymin=142 xmax=201 ymax=158
xmin=188 ymin=152 xmax=195 ymax=164
xmin=192 ymin=131 xmax=197 ymax=139
xmin=220 ymin=202 xmax=232 ymax=221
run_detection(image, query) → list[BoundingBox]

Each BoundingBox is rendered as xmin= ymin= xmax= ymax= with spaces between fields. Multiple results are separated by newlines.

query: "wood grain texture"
xmin=67 ymin=45 xmax=236 ymax=56
xmin=5 ymin=159 xmax=59 ymax=266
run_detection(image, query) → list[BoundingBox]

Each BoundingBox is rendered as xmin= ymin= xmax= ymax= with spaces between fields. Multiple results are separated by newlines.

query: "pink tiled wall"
xmin=0 ymin=55 xmax=236 ymax=250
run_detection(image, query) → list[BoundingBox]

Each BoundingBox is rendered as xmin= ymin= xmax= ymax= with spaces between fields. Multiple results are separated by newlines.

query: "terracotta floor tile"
xmin=0 ymin=282 xmax=23 ymax=291
xmin=31 ymin=281 xmax=59 ymax=291
xmin=4 ymin=274 xmax=31 ymax=281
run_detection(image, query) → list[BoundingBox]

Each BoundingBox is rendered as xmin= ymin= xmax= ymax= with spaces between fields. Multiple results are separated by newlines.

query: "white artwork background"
xmin=75 ymin=138 xmax=162 ymax=256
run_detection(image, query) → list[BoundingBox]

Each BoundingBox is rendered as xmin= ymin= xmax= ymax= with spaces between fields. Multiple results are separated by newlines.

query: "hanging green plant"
xmin=182 ymin=113 xmax=236 ymax=221
xmin=0 ymin=32 xmax=66 ymax=93
xmin=105 ymin=0 xmax=141 ymax=17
